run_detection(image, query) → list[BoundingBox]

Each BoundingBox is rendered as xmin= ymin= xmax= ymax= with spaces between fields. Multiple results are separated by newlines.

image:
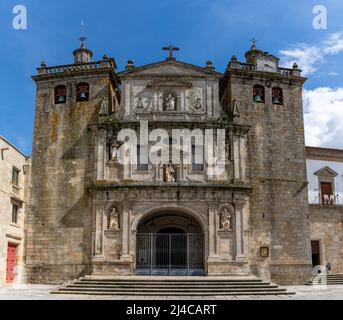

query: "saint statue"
xmin=165 ymin=164 xmax=176 ymax=182
xmin=165 ymin=94 xmax=176 ymax=111
xmin=99 ymin=98 xmax=109 ymax=116
xmin=194 ymin=98 xmax=202 ymax=110
xmin=111 ymin=142 xmax=119 ymax=162
xmin=137 ymin=97 xmax=145 ymax=110
xmin=221 ymin=208 xmax=232 ymax=231
xmin=108 ymin=208 xmax=120 ymax=230
xmin=232 ymin=97 xmax=240 ymax=118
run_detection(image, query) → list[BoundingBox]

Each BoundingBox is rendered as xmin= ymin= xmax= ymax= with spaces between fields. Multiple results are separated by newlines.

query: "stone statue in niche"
xmin=194 ymin=98 xmax=203 ymax=110
xmin=137 ymin=97 xmax=145 ymax=111
xmin=231 ymin=97 xmax=240 ymax=118
xmin=165 ymin=94 xmax=176 ymax=111
xmin=99 ymin=98 xmax=109 ymax=116
xmin=108 ymin=207 xmax=120 ymax=230
xmin=221 ymin=208 xmax=232 ymax=231
xmin=165 ymin=164 xmax=176 ymax=182
xmin=110 ymin=142 xmax=120 ymax=162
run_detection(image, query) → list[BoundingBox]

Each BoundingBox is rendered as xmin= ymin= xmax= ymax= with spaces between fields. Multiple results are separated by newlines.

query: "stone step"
xmin=71 ymin=284 xmax=276 ymax=288
xmin=52 ymin=290 xmax=291 ymax=296
xmin=307 ymin=282 xmax=343 ymax=285
xmin=81 ymin=278 xmax=264 ymax=283
xmin=307 ymin=273 xmax=343 ymax=286
xmin=52 ymin=276 xmax=293 ymax=296
xmin=74 ymin=281 xmax=271 ymax=287
xmin=65 ymin=285 xmax=282 ymax=292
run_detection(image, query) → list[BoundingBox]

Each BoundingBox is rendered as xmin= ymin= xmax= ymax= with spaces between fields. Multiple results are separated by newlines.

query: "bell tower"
xmin=220 ymin=42 xmax=312 ymax=284
xmin=26 ymin=37 xmax=120 ymax=283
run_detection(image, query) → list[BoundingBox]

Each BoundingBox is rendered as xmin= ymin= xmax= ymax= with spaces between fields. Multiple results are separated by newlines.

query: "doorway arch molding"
xmin=130 ymin=204 xmax=209 ymax=274
xmin=131 ymin=204 xmax=208 ymax=234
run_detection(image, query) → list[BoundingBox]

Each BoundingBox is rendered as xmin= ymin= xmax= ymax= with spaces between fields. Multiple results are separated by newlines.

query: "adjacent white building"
xmin=306 ymin=147 xmax=343 ymax=206
xmin=0 ymin=136 xmax=30 ymax=285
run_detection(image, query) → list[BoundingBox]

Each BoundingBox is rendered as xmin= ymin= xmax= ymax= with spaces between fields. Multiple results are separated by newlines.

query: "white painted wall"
xmin=306 ymin=159 xmax=343 ymax=205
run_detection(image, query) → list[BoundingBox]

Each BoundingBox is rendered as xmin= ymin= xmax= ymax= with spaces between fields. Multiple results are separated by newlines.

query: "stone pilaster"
xmin=234 ymin=200 xmax=247 ymax=261
xmin=207 ymin=202 xmax=218 ymax=259
xmin=93 ymin=205 xmax=105 ymax=261
xmin=120 ymin=203 xmax=133 ymax=262
xmin=96 ymin=130 xmax=107 ymax=181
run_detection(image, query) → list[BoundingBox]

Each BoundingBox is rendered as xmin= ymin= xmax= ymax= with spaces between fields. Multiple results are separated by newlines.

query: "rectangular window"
xmin=192 ymin=144 xmax=204 ymax=172
xmin=137 ymin=145 xmax=149 ymax=172
xmin=12 ymin=167 xmax=20 ymax=186
xmin=12 ymin=204 xmax=19 ymax=224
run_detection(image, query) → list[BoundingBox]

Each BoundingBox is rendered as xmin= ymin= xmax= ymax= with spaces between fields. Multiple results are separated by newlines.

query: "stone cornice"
xmin=89 ymin=119 xmax=251 ymax=132
xmin=89 ymin=182 xmax=252 ymax=191
xmin=32 ymin=61 xmax=120 ymax=87
xmin=306 ymin=146 xmax=343 ymax=162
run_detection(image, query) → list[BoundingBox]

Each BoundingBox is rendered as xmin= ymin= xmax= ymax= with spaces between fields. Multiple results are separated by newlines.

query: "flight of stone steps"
xmin=307 ymin=273 xmax=343 ymax=286
xmin=52 ymin=276 xmax=294 ymax=296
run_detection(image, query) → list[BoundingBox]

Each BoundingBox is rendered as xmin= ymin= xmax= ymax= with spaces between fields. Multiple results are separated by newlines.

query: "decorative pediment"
xmin=119 ymin=60 xmax=222 ymax=78
xmin=314 ymin=166 xmax=338 ymax=177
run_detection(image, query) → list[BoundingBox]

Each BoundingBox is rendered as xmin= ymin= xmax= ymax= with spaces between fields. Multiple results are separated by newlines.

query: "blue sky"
xmin=1 ymin=0 xmax=343 ymax=154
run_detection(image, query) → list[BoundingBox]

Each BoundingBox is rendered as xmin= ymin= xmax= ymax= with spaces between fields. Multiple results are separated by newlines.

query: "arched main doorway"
xmin=135 ymin=212 xmax=205 ymax=276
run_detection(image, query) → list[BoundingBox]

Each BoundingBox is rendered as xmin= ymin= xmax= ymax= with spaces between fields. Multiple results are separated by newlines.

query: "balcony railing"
xmin=233 ymin=63 xmax=301 ymax=76
xmin=37 ymin=61 xmax=113 ymax=75
xmin=309 ymin=193 xmax=343 ymax=206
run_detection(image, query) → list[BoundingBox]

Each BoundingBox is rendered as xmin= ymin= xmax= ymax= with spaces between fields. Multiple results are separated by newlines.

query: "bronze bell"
xmin=273 ymin=97 xmax=282 ymax=104
xmin=56 ymin=95 xmax=66 ymax=104
xmin=78 ymin=92 xmax=88 ymax=101
xmin=254 ymin=95 xmax=263 ymax=103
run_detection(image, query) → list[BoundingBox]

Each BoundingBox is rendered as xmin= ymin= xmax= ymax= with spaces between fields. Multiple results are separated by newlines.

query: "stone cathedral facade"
xmin=26 ymin=41 xmax=313 ymax=285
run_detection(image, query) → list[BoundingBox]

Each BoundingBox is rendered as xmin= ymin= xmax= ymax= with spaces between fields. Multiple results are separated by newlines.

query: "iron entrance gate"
xmin=136 ymin=234 xmax=205 ymax=276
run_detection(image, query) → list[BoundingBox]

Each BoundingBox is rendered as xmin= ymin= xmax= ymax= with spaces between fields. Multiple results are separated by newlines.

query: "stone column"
xmin=232 ymin=128 xmax=248 ymax=183
xmin=233 ymin=134 xmax=241 ymax=182
xmin=206 ymin=84 xmax=212 ymax=116
xmin=124 ymin=83 xmax=131 ymax=116
xmin=208 ymin=203 xmax=218 ymax=259
xmin=239 ymin=135 xmax=247 ymax=182
xmin=120 ymin=203 xmax=133 ymax=262
xmin=93 ymin=205 xmax=105 ymax=260
xmin=179 ymin=92 xmax=185 ymax=112
xmin=96 ymin=130 xmax=107 ymax=181
xmin=235 ymin=201 xmax=247 ymax=261
xmin=153 ymin=92 xmax=158 ymax=111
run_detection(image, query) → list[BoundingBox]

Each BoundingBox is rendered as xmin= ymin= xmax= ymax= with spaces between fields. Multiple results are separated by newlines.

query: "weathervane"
xmin=162 ymin=45 xmax=180 ymax=61
xmin=79 ymin=21 xmax=87 ymax=48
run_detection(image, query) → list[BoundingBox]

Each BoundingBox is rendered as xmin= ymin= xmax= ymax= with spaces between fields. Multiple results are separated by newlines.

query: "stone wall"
xmin=309 ymin=204 xmax=343 ymax=273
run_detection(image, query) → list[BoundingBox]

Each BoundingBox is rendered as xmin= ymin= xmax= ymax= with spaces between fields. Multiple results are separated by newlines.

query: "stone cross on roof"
xmin=162 ymin=45 xmax=180 ymax=61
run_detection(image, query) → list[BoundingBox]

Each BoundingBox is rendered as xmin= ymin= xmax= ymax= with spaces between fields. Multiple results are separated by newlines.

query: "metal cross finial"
xmin=79 ymin=21 xmax=87 ymax=48
xmin=250 ymin=38 xmax=257 ymax=49
xmin=162 ymin=45 xmax=180 ymax=60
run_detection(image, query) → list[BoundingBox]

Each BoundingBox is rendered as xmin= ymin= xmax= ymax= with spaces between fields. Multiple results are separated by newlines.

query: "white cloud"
xmin=323 ymin=32 xmax=343 ymax=54
xmin=279 ymin=32 xmax=343 ymax=76
xmin=304 ymin=87 xmax=343 ymax=148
